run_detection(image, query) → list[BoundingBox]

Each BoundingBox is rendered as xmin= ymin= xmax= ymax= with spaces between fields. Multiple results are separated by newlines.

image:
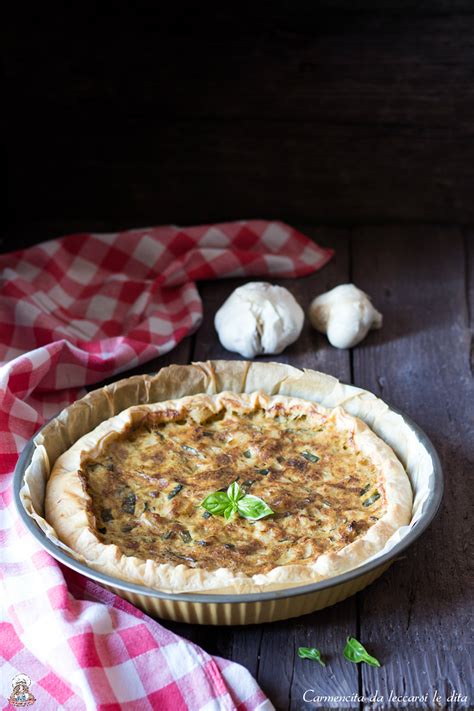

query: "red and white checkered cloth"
xmin=0 ymin=220 xmax=333 ymax=710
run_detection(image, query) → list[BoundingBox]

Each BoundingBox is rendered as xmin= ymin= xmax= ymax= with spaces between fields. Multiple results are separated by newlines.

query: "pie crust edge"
xmin=39 ymin=363 xmax=413 ymax=594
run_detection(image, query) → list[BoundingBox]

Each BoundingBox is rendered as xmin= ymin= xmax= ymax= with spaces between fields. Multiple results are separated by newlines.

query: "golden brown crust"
xmin=44 ymin=388 xmax=412 ymax=594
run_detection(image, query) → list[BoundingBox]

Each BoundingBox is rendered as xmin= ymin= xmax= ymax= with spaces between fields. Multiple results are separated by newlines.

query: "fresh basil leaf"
xmin=203 ymin=486 xmax=273 ymax=522
xmin=227 ymin=481 xmax=245 ymax=503
xmin=343 ymin=637 xmax=381 ymax=667
xmin=236 ymin=494 xmax=274 ymax=520
xmin=301 ymin=450 xmax=320 ymax=463
xmin=224 ymin=504 xmax=236 ymax=520
xmin=201 ymin=491 xmax=230 ymax=515
xmin=297 ymin=647 xmax=326 ymax=667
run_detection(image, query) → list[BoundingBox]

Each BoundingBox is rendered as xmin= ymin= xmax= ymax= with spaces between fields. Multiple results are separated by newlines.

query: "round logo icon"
xmin=8 ymin=674 xmax=36 ymax=707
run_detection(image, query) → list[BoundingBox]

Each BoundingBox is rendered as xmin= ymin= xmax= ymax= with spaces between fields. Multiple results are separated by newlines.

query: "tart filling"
xmin=45 ymin=390 xmax=412 ymax=593
xmin=84 ymin=406 xmax=384 ymax=575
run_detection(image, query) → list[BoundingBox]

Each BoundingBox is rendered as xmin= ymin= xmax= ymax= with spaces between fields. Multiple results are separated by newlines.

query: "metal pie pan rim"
xmin=13 ymin=400 xmax=443 ymax=605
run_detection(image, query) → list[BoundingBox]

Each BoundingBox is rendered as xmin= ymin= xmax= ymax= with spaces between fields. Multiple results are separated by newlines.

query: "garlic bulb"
xmin=308 ymin=283 xmax=382 ymax=349
xmin=214 ymin=282 xmax=304 ymax=358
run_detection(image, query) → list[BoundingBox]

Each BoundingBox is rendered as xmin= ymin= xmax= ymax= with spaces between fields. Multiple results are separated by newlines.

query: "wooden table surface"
xmin=107 ymin=226 xmax=473 ymax=710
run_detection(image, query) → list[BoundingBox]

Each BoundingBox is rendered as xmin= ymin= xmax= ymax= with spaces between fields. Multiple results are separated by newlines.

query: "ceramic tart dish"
xmin=15 ymin=361 xmax=443 ymax=626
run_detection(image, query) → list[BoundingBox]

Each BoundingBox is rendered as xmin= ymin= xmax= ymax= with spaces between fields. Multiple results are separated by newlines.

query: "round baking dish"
xmin=13 ymin=364 xmax=443 ymax=626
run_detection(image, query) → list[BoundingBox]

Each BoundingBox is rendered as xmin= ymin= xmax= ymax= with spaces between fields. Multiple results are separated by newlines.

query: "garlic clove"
xmin=309 ymin=283 xmax=382 ymax=349
xmin=215 ymin=282 xmax=304 ymax=358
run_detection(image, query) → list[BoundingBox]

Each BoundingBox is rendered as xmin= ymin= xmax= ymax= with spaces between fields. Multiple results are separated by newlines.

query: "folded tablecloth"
xmin=0 ymin=220 xmax=333 ymax=710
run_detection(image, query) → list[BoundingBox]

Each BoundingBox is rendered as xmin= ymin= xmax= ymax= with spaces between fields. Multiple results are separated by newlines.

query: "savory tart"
xmin=45 ymin=389 xmax=412 ymax=594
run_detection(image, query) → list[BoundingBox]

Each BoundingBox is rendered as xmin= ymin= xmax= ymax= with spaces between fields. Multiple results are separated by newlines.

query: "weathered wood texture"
xmin=102 ymin=227 xmax=473 ymax=709
xmin=4 ymin=5 xmax=474 ymax=248
xmin=351 ymin=228 xmax=473 ymax=711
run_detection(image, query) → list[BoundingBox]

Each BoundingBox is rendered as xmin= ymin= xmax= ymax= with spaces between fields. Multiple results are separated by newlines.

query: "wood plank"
xmin=189 ymin=228 xmax=361 ymax=709
xmin=465 ymin=229 xmax=474 ymax=377
xmin=351 ymin=226 xmax=473 ymax=710
xmin=5 ymin=10 xmax=474 ymax=234
xmin=259 ymin=600 xmax=362 ymax=711
xmin=6 ymin=11 xmax=474 ymax=127
xmin=6 ymin=120 xmax=474 ymax=237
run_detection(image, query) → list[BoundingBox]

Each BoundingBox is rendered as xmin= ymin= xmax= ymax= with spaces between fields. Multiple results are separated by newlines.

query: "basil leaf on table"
xmin=297 ymin=647 xmax=326 ymax=667
xmin=343 ymin=637 xmax=381 ymax=667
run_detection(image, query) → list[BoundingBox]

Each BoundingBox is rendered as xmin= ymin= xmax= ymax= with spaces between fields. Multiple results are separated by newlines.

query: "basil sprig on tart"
xmin=202 ymin=482 xmax=274 ymax=521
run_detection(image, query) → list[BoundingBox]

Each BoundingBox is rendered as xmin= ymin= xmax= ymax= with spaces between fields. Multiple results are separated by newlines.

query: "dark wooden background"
xmin=4 ymin=1 xmax=474 ymax=249
xmin=5 ymin=4 xmax=474 ymax=710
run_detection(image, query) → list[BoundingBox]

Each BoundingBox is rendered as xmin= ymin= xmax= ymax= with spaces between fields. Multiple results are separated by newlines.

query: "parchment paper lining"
xmin=20 ymin=360 xmax=435 ymax=590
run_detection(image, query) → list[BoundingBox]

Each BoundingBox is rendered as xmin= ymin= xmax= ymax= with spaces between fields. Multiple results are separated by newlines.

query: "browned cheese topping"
xmin=82 ymin=405 xmax=385 ymax=575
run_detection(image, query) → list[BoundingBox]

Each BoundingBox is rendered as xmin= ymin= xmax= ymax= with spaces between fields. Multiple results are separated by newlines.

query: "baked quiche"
xmin=45 ymin=389 xmax=412 ymax=594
